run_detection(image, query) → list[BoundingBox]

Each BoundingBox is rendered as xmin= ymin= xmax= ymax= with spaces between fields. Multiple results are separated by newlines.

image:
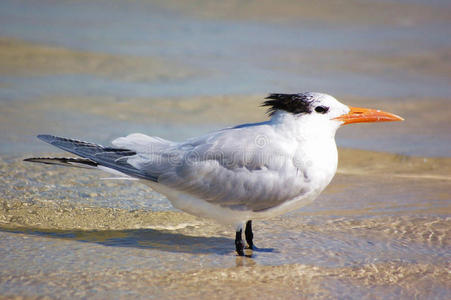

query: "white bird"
xmin=25 ymin=93 xmax=403 ymax=255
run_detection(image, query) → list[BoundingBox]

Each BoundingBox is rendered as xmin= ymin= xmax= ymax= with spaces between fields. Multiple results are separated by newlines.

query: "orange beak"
xmin=335 ymin=106 xmax=404 ymax=125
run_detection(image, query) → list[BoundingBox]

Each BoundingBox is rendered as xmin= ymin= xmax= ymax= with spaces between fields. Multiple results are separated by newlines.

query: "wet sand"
xmin=1 ymin=151 xmax=450 ymax=299
xmin=1 ymin=32 xmax=450 ymax=155
xmin=153 ymin=0 xmax=451 ymax=26
xmin=1 ymin=0 xmax=450 ymax=298
xmin=0 ymin=38 xmax=197 ymax=81
xmin=1 ymin=91 xmax=450 ymax=156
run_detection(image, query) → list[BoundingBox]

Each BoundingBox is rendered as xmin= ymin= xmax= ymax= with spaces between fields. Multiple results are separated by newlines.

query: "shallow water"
xmin=1 ymin=152 xmax=450 ymax=299
xmin=0 ymin=0 xmax=450 ymax=299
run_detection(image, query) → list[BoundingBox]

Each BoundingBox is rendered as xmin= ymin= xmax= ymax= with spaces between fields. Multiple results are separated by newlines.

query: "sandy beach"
xmin=0 ymin=0 xmax=450 ymax=298
xmin=1 ymin=151 xmax=450 ymax=299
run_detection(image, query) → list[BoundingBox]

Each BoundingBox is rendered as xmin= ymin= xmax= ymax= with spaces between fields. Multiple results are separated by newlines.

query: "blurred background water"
xmin=0 ymin=0 xmax=450 ymax=156
xmin=1 ymin=0 xmax=449 ymax=99
xmin=0 ymin=0 xmax=450 ymax=299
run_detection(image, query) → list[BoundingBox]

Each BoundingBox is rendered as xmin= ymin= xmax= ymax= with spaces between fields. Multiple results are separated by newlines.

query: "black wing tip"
xmin=30 ymin=135 xmax=152 ymax=180
xmin=23 ymin=156 xmax=49 ymax=164
xmin=23 ymin=157 xmax=56 ymax=163
xmin=36 ymin=134 xmax=100 ymax=147
xmin=23 ymin=156 xmax=98 ymax=167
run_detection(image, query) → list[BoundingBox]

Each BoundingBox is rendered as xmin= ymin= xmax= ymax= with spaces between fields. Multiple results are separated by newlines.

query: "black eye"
xmin=315 ymin=106 xmax=329 ymax=114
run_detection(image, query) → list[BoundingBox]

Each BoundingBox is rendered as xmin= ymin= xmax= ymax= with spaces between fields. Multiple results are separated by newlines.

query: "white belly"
xmin=142 ymin=176 xmax=329 ymax=226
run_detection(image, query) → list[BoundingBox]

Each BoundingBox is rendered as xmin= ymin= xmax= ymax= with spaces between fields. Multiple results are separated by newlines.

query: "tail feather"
xmin=26 ymin=134 xmax=158 ymax=182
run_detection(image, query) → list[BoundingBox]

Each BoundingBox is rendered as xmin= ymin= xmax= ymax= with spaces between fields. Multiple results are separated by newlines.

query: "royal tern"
xmin=25 ymin=93 xmax=403 ymax=255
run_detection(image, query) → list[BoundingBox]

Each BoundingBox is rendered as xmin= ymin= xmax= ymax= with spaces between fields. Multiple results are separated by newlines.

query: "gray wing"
xmin=36 ymin=134 xmax=157 ymax=181
xmin=130 ymin=127 xmax=310 ymax=212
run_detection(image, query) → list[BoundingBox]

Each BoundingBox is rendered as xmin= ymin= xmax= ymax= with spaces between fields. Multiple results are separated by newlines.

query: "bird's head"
xmin=263 ymin=92 xmax=403 ymax=134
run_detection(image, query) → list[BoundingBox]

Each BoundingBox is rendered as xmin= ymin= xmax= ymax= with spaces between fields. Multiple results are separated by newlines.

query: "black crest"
xmin=262 ymin=93 xmax=315 ymax=116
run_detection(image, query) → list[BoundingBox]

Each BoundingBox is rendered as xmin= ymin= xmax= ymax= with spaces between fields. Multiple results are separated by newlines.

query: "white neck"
xmin=270 ymin=110 xmax=340 ymax=140
xmin=270 ymin=110 xmax=339 ymax=190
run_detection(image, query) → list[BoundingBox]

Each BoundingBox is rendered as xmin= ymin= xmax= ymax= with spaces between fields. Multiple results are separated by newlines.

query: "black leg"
xmin=245 ymin=220 xmax=254 ymax=249
xmin=235 ymin=229 xmax=245 ymax=256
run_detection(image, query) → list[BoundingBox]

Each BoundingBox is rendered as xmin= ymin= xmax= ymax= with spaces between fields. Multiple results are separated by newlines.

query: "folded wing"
xmin=128 ymin=127 xmax=310 ymax=212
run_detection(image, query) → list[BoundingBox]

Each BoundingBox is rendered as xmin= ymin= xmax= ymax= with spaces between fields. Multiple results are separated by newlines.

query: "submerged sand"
xmin=0 ymin=0 xmax=450 ymax=297
xmin=1 ymin=150 xmax=450 ymax=299
xmin=0 ymin=260 xmax=448 ymax=299
xmin=0 ymin=38 xmax=197 ymax=81
xmin=152 ymin=0 xmax=451 ymax=26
